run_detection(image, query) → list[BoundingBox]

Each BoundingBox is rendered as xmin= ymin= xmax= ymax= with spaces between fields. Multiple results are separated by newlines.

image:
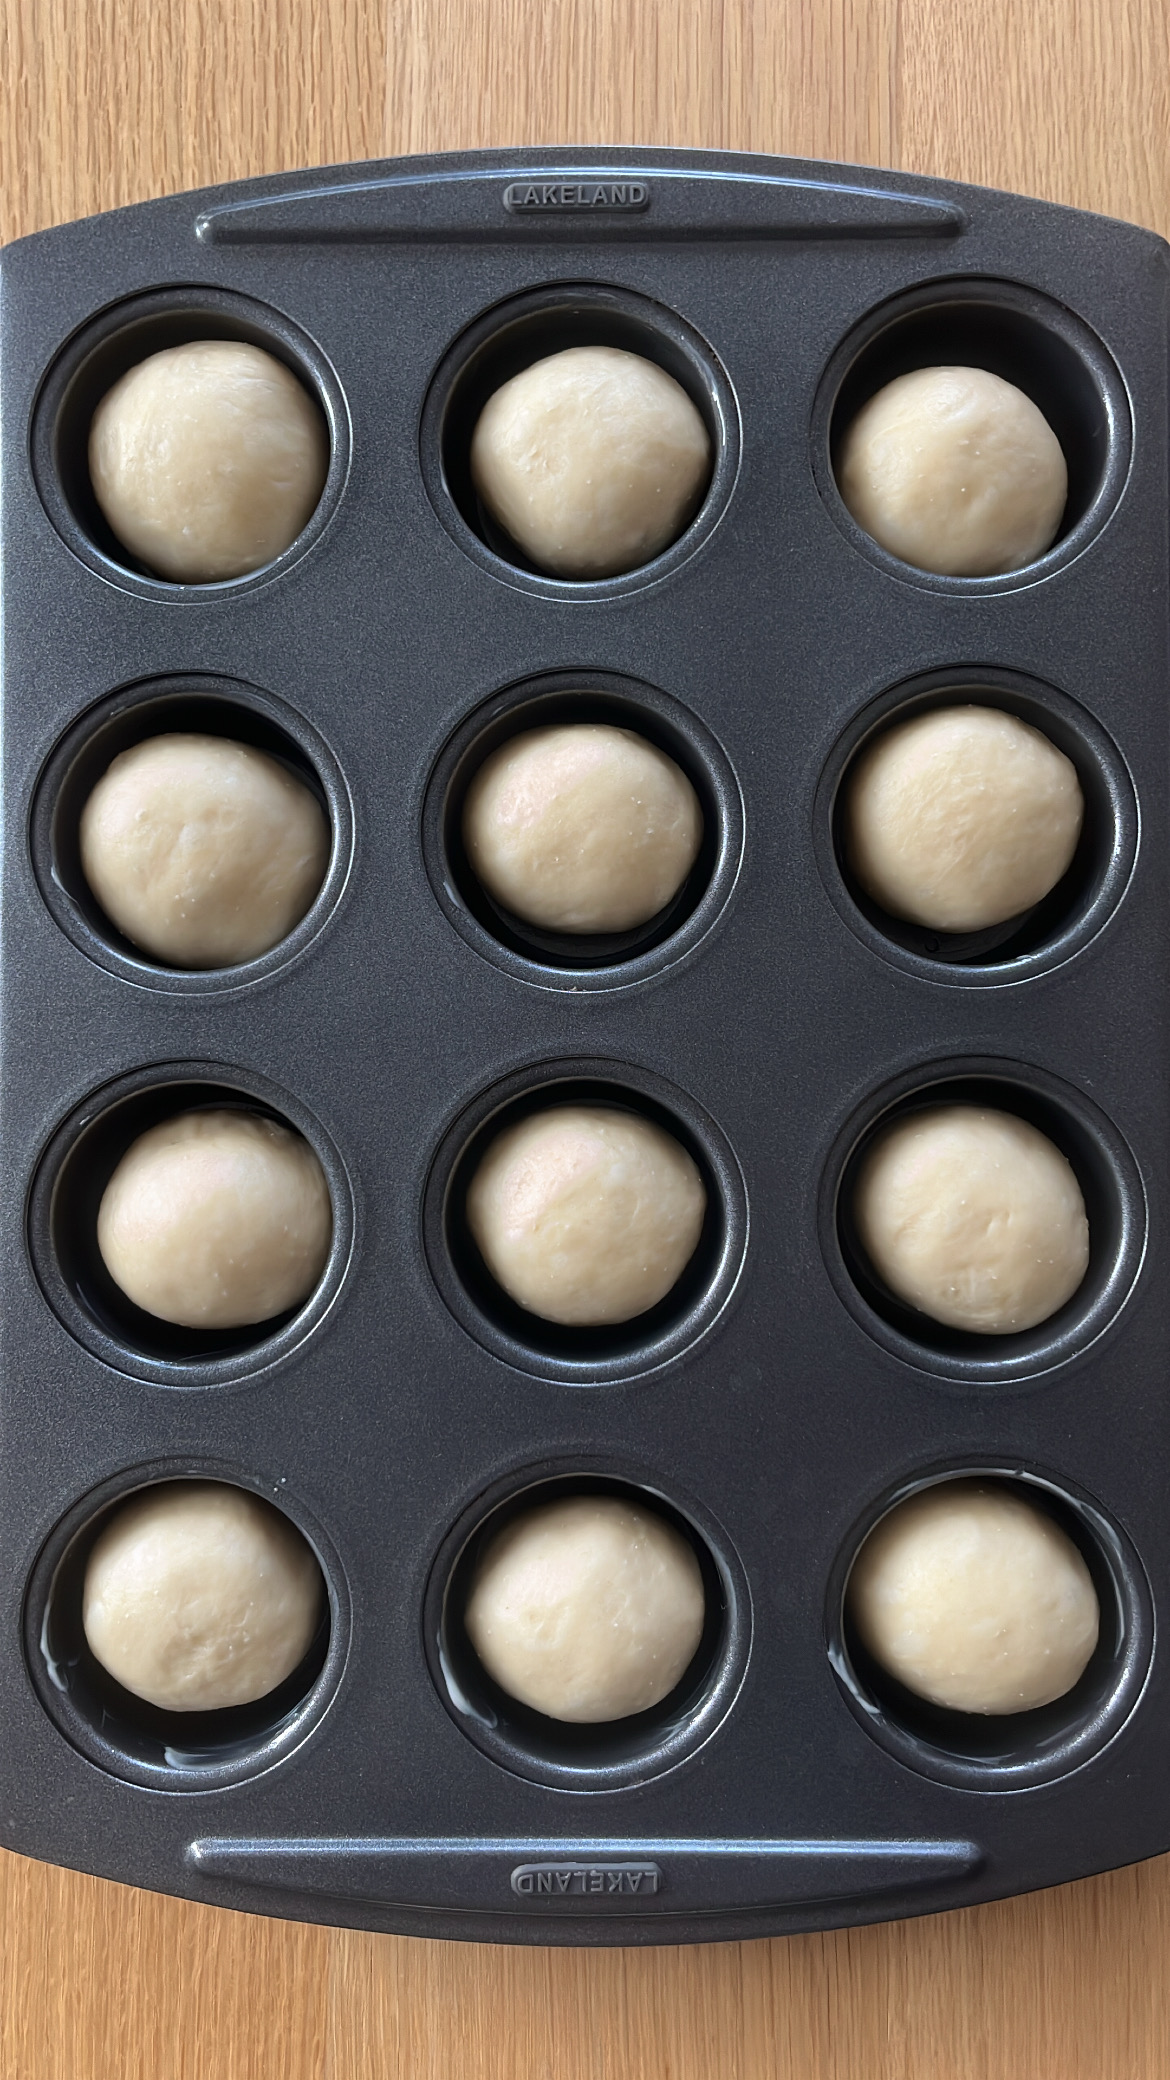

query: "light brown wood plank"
xmin=4 ymin=0 xmax=1170 ymax=2073
xmin=0 ymin=0 xmax=389 ymax=243
xmin=381 ymin=0 xmax=897 ymax=171
xmin=897 ymin=0 xmax=1170 ymax=232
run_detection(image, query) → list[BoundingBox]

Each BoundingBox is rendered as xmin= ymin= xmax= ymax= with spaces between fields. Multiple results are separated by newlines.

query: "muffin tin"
xmin=1 ymin=145 xmax=1168 ymax=1947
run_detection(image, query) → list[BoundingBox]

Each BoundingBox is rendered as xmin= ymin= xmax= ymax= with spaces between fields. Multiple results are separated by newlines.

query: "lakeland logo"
xmin=511 ymin=1860 xmax=662 ymax=1898
xmin=503 ymin=179 xmax=650 ymax=214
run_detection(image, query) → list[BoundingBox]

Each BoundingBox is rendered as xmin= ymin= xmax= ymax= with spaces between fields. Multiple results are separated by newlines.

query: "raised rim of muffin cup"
xmin=813 ymin=667 xmax=1139 ymax=984
xmin=819 ymin=1058 xmax=1147 ymax=1387
xmin=424 ymin=1462 xmax=752 ymax=1792
xmin=419 ymin=280 xmax=741 ymax=599
xmin=421 ymin=670 xmax=745 ymax=991
xmin=30 ymin=284 xmax=351 ymax=598
xmin=23 ymin=1463 xmax=350 ymax=1792
xmin=27 ymin=1062 xmax=355 ymax=1388
xmin=29 ymin=674 xmax=355 ymax=994
xmin=825 ymin=1464 xmax=1153 ymax=1790
xmin=811 ymin=276 xmax=1132 ymax=593
xmin=422 ymin=1059 xmax=749 ymax=1384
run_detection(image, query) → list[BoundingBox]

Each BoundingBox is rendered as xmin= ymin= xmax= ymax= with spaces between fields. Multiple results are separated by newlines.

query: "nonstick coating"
xmin=0 ymin=146 xmax=1168 ymax=1945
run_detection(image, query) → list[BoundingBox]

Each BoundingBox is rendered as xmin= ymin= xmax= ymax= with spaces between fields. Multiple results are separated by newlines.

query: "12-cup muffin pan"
xmin=1 ymin=145 xmax=1168 ymax=1947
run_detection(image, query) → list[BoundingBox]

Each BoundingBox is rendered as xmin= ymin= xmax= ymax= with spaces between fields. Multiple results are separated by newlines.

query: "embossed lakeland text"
xmin=502 ymin=180 xmax=650 ymax=214
xmin=511 ymin=1861 xmax=662 ymax=1898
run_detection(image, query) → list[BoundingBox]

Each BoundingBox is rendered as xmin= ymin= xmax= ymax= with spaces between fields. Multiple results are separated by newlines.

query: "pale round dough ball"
xmin=83 ymin=1482 xmax=323 ymax=1712
xmin=846 ymin=705 xmax=1084 ymax=932
xmin=848 ymin=1480 xmax=1100 ymax=1714
xmin=89 ymin=340 xmax=329 ymax=582
xmin=470 ymin=345 xmax=712 ymax=578
xmin=98 ymin=1108 xmax=332 ymax=1330
xmin=838 ymin=366 xmax=1068 ymax=576
xmin=854 ymin=1104 xmax=1089 ymax=1335
xmin=463 ymin=723 xmax=703 ymax=933
xmin=466 ymin=1104 xmax=706 ymax=1327
xmin=80 ymin=733 xmax=330 ymax=967
xmin=464 ymin=1494 xmax=706 ymax=1722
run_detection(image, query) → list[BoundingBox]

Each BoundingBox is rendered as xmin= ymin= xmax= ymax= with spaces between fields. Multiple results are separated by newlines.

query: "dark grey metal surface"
xmin=1 ymin=145 xmax=1168 ymax=1946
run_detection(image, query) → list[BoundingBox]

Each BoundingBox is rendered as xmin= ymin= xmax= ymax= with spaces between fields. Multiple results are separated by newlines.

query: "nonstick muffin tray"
xmin=1 ymin=145 xmax=1168 ymax=1947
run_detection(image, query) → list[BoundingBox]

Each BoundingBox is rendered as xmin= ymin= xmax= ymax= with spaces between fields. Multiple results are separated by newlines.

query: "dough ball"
xmin=838 ymin=366 xmax=1068 ymax=577
xmin=463 ymin=723 xmax=703 ymax=933
xmin=848 ymin=1480 xmax=1099 ymax=1714
xmin=470 ymin=345 xmax=711 ymax=578
xmin=89 ymin=340 xmax=329 ymax=583
xmin=854 ymin=1104 xmax=1089 ymax=1335
xmin=465 ymin=1494 xmax=705 ymax=1722
xmin=80 ymin=733 xmax=330 ymax=967
xmin=83 ymin=1481 xmax=323 ymax=1712
xmin=466 ymin=1104 xmax=706 ymax=1327
xmin=98 ymin=1108 xmax=332 ymax=1330
xmin=846 ymin=705 xmax=1084 ymax=932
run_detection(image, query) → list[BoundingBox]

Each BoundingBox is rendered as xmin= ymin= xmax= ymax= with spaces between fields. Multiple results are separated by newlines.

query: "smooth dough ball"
xmin=846 ymin=705 xmax=1084 ymax=932
xmin=83 ymin=1482 xmax=323 ymax=1712
xmin=89 ymin=340 xmax=329 ymax=582
xmin=838 ymin=366 xmax=1068 ymax=577
xmin=470 ymin=345 xmax=712 ymax=578
xmin=854 ymin=1104 xmax=1089 ymax=1335
xmin=466 ymin=1104 xmax=706 ymax=1326
xmin=848 ymin=1480 xmax=1100 ymax=1714
xmin=80 ymin=733 xmax=330 ymax=968
xmin=463 ymin=723 xmax=703 ymax=933
xmin=98 ymin=1109 xmax=332 ymax=1329
xmin=465 ymin=1494 xmax=706 ymax=1722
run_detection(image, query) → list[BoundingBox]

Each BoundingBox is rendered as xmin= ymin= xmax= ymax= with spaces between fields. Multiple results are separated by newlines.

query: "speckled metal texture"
xmin=1 ymin=147 xmax=1168 ymax=1945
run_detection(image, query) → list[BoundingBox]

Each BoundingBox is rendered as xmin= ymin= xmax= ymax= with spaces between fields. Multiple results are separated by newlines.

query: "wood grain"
xmin=3 ymin=1 xmax=1170 ymax=2074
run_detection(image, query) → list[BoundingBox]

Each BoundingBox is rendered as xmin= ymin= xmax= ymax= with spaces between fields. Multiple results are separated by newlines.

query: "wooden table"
xmin=3 ymin=2 xmax=1170 ymax=2072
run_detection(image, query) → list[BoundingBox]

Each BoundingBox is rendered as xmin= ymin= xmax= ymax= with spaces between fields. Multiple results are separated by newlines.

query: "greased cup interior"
xmin=31 ymin=286 xmax=350 ymax=596
xmin=24 ymin=1469 xmax=348 ymax=1791
xmin=420 ymin=282 xmax=740 ymax=597
xmin=827 ymin=1468 xmax=1152 ymax=1789
xmin=28 ymin=1066 xmax=354 ymax=1386
xmin=31 ymin=676 xmax=353 ymax=991
xmin=813 ymin=277 xmax=1132 ymax=589
xmin=423 ymin=670 xmax=744 ymax=987
xmin=426 ymin=1469 xmax=751 ymax=1790
xmin=815 ymin=668 xmax=1138 ymax=980
xmin=423 ymin=1062 xmax=749 ymax=1383
xmin=824 ymin=1063 xmax=1146 ymax=1385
